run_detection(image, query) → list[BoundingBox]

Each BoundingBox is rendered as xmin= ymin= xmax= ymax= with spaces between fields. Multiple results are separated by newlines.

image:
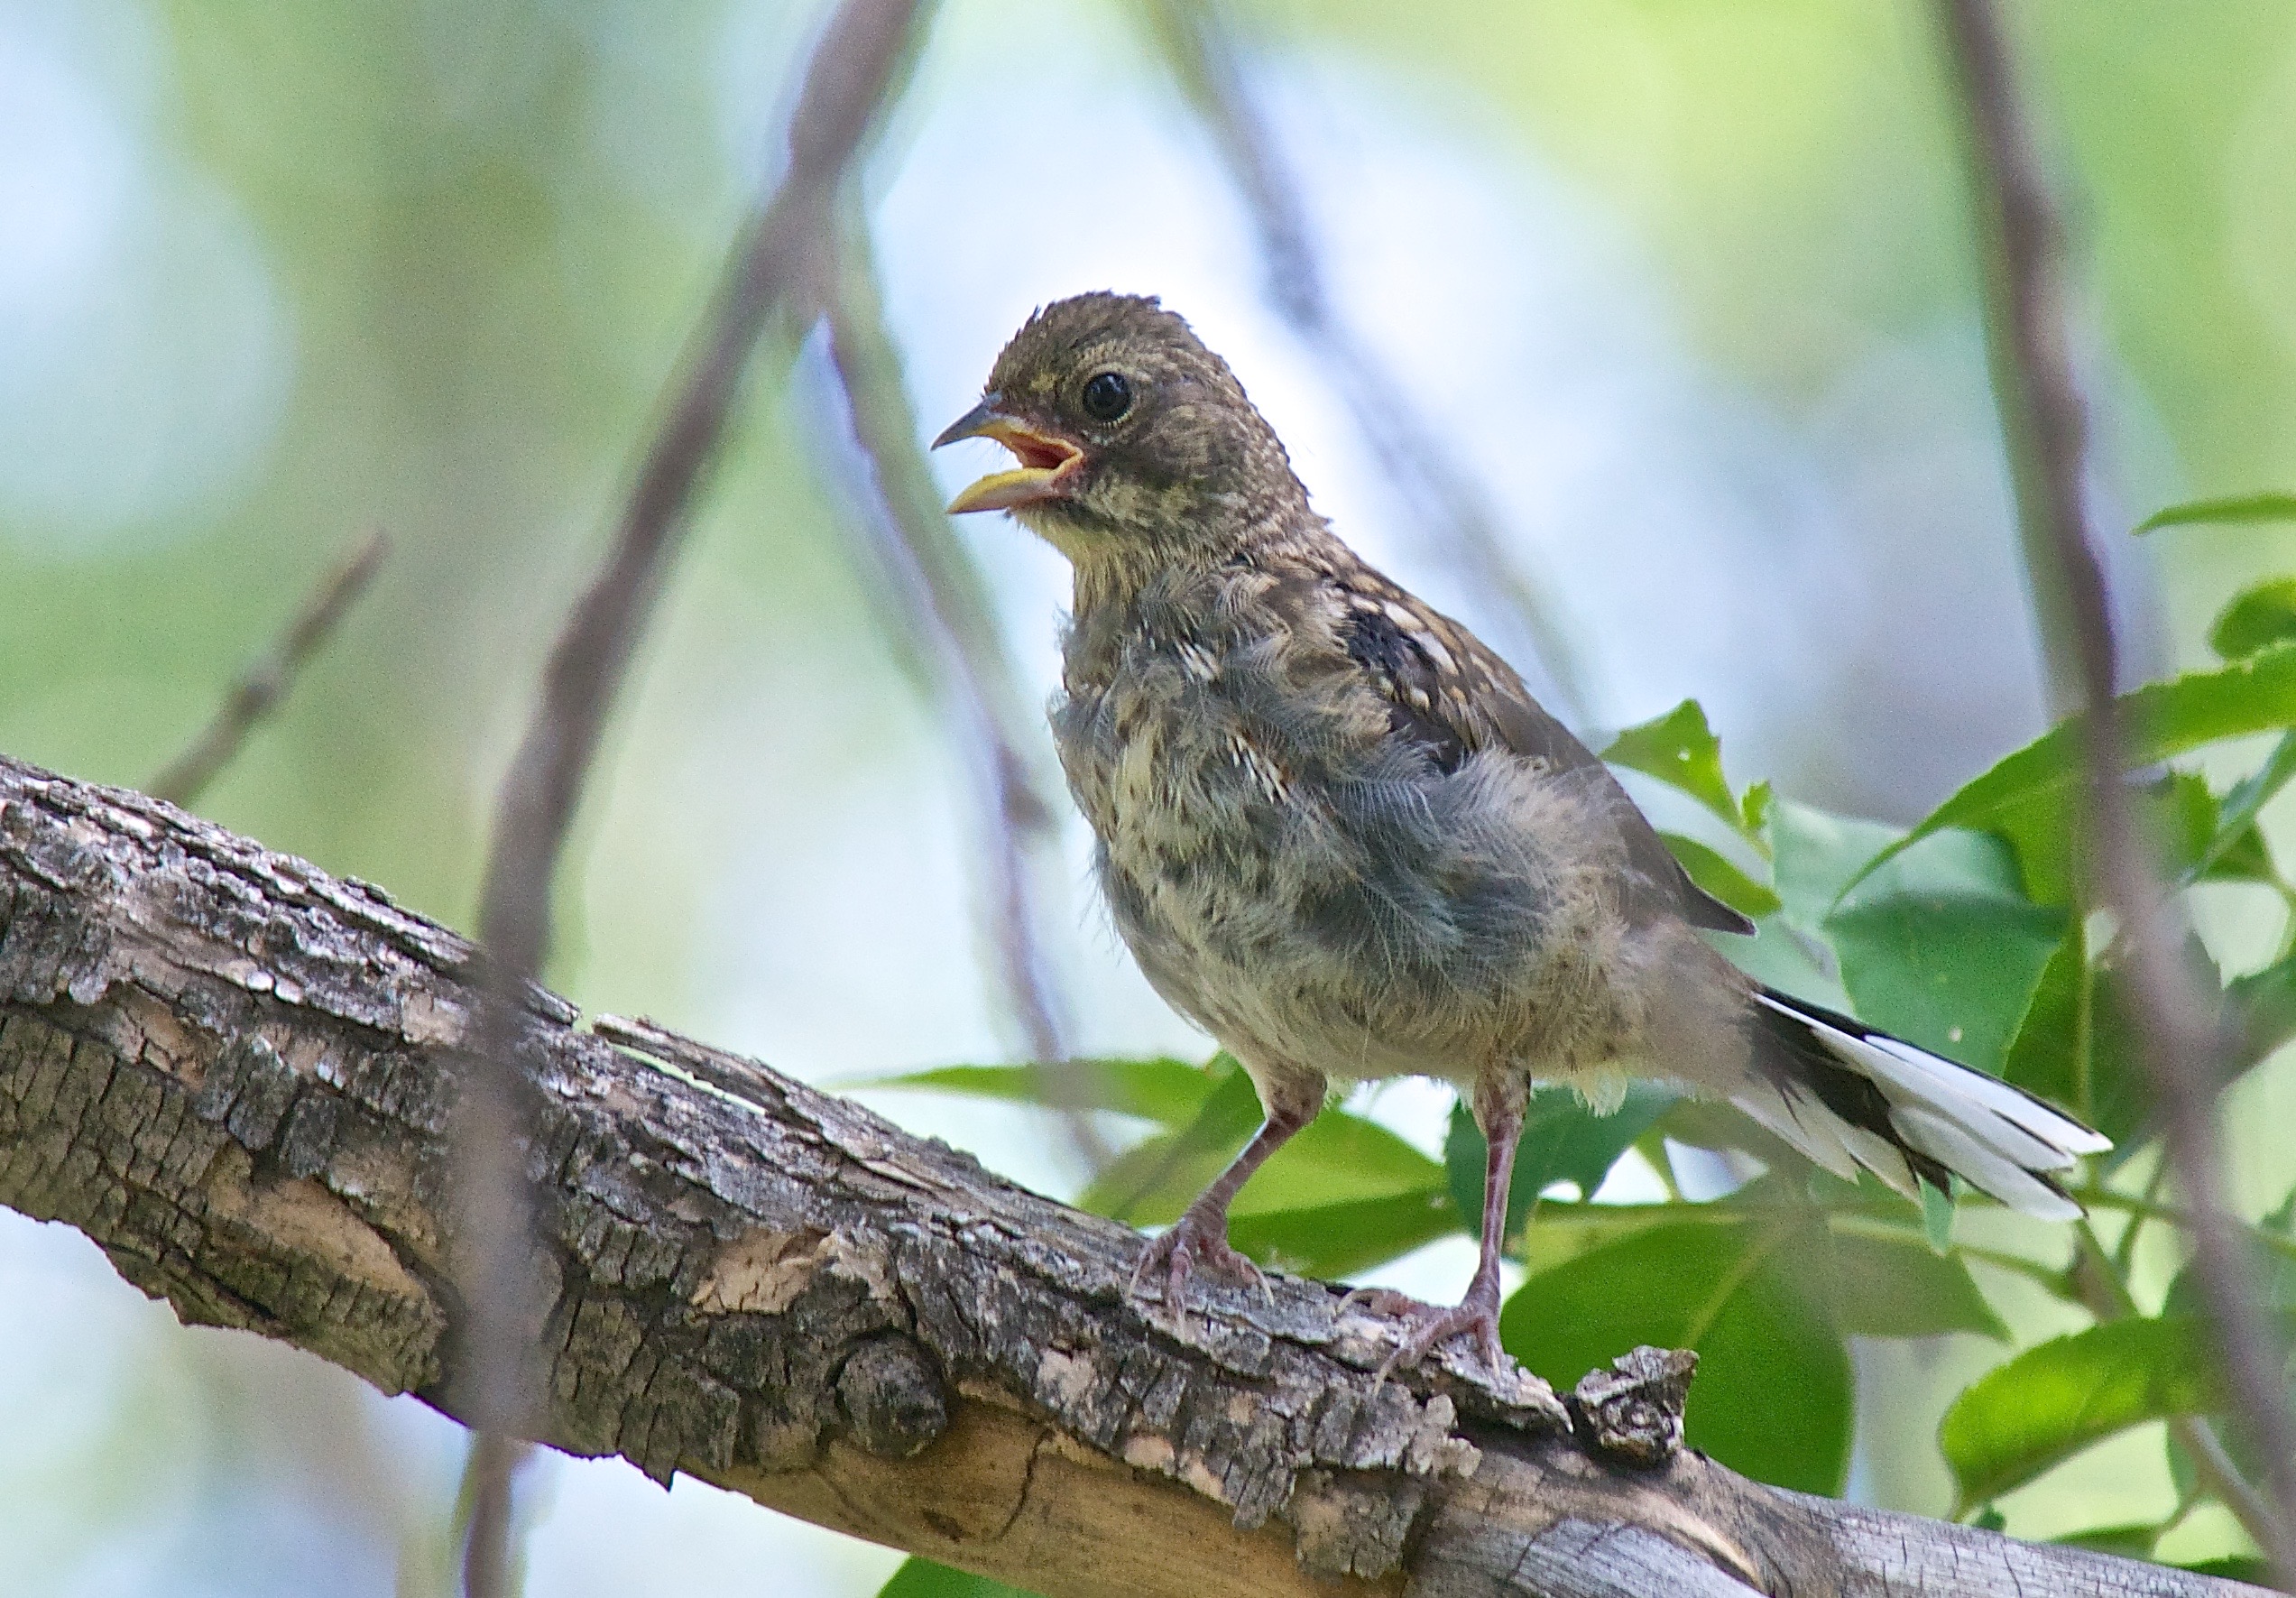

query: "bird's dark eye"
xmin=1080 ymin=371 xmax=1132 ymax=422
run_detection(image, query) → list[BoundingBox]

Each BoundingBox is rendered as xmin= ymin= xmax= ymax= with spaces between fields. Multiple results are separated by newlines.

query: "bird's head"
xmin=933 ymin=293 xmax=1306 ymax=568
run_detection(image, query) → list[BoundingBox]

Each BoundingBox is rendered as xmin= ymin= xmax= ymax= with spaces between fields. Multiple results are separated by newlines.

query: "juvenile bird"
xmin=935 ymin=292 xmax=2107 ymax=1372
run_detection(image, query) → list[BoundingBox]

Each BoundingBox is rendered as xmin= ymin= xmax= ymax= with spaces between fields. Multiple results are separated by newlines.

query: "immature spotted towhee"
xmin=936 ymin=292 xmax=2106 ymax=1372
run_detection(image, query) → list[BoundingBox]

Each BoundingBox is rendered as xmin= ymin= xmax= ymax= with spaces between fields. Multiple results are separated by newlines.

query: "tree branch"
xmin=150 ymin=529 xmax=390 ymax=808
xmin=0 ymin=753 xmax=2262 ymax=1598
xmin=1932 ymin=2 xmax=2296 ymax=1582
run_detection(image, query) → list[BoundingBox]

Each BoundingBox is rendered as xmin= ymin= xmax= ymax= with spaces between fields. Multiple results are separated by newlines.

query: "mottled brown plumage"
xmin=936 ymin=292 xmax=2107 ymax=1372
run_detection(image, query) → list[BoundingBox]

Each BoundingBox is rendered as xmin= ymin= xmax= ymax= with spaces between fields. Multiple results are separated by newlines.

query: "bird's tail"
xmin=1727 ymin=986 xmax=2111 ymax=1220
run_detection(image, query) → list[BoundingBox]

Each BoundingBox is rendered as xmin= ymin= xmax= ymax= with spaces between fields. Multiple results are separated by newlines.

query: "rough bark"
xmin=0 ymin=753 xmax=2263 ymax=1598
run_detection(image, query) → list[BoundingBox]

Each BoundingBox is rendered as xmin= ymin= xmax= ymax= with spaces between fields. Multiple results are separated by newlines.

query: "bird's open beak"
xmin=932 ymin=395 xmax=1083 ymax=514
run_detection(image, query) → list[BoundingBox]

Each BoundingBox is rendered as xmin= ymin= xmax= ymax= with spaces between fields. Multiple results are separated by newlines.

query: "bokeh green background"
xmin=5 ymin=1 xmax=2296 ymax=1593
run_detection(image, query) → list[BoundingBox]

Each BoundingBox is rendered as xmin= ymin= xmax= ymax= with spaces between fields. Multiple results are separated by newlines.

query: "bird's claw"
xmin=1130 ymin=1212 xmax=1270 ymax=1325
xmin=1366 ymin=1281 xmax=1510 ymax=1389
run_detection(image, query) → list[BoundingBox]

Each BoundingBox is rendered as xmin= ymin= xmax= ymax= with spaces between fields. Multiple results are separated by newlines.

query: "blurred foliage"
xmin=2135 ymin=494 xmax=2296 ymax=538
xmin=1943 ymin=1316 xmax=2237 ymax=1512
xmin=1849 ymin=646 xmax=2296 ymax=903
xmin=1443 ymin=1085 xmax=1672 ymax=1233
xmin=2211 ymin=578 xmax=2296 ymax=662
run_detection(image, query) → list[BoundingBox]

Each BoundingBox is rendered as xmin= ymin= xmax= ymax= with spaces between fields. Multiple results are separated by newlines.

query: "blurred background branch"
xmin=1141 ymin=0 xmax=1597 ymax=725
xmin=1932 ymin=0 xmax=2296 ymax=1582
xmin=457 ymin=3 xmax=932 ymax=1593
xmin=472 ymin=0 xmax=930 ymax=971
xmin=149 ymin=528 xmax=389 ymax=808
xmin=817 ymin=207 xmax=1111 ymax=1170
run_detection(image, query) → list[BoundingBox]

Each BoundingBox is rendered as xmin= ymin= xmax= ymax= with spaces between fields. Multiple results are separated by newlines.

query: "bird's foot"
xmin=1367 ymin=1279 xmax=1510 ymax=1387
xmin=1130 ymin=1210 xmax=1271 ymax=1324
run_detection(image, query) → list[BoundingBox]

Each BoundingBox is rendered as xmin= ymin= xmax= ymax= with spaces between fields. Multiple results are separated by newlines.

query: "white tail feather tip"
xmin=1750 ymin=991 xmax=2108 ymax=1215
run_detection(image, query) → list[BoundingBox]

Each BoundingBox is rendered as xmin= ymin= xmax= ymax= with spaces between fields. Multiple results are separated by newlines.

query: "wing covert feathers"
xmin=1322 ymin=568 xmax=1755 ymax=937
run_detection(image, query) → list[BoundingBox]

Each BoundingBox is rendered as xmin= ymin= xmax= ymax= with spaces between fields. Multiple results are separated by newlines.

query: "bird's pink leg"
xmin=1130 ymin=1098 xmax=1314 ymax=1319
xmin=1377 ymin=1082 xmax=1524 ymax=1378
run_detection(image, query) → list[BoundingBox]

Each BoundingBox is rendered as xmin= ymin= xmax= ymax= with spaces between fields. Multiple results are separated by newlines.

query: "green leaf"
xmin=2200 ymin=822 xmax=2280 ymax=887
xmin=2000 ymin=918 xmax=2218 ymax=1150
xmin=1709 ymin=800 xmax=1890 ymax=1016
xmin=2158 ymin=1322 xmax=2296 ymax=1506
xmin=2268 ymin=1182 xmax=2296 ymax=1238
xmin=1604 ymin=699 xmax=1756 ymax=839
xmin=2136 ymin=769 xmax=2221 ymax=877
xmin=2125 ymin=760 xmax=2286 ymax=890
xmin=1848 ymin=824 xmax=2028 ymax=901
xmin=2002 ymin=923 xmax=2106 ymax=1136
xmin=1821 ymin=1224 xmax=2006 ymax=1338
xmin=2051 ymin=1524 xmax=2163 ymax=1561
xmin=1846 ymin=648 xmax=2296 ymax=903
xmin=1922 ymin=1178 xmax=1957 ymax=1253
xmin=1825 ymin=862 xmax=2065 ymax=1079
xmin=2193 ymin=730 xmax=2296 ymax=890
xmin=879 ymin=1558 xmax=1039 ymax=1598
xmin=1719 ymin=921 xmax=1853 ymax=1017
xmin=1227 ymin=1188 xmax=1459 ymax=1279
xmin=1740 ymin=780 xmax=1775 ymax=839
xmin=1079 ymin=1067 xmax=1263 ymax=1223
xmin=1231 ymin=1110 xmax=1446 ymax=1215
xmin=1500 ymin=1217 xmax=1852 ymax=1493
xmin=1939 ymin=1318 xmax=2229 ymax=1510
xmin=2158 ymin=1231 xmax=2296 ymax=1500
xmin=852 ymin=1056 xmax=1222 ymax=1126
xmin=1771 ymin=800 xmax=1902 ymax=932
xmin=2215 ymin=577 xmax=2296 ymax=660
xmin=1513 ymin=1198 xmax=1734 ymax=1276
xmin=2014 ymin=752 xmax=2294 ymax=905
xmin=1660 ymin=833 xmax=1782 ymax=919
xmin=1081 ymin=1076 xmax=1445 ymax=1227
xmin=2177 ymin=1556 xmax=2273 ymax=1585
xmin=1444 ymin=1086 xmax=1673 ymax=1244
xmin=1510 ymin=1184 xmax=1999 ymax=1338
xmin=2231 ymin=952 xmax=2296 ymax=1082
xmin=2134 ymin=492 xmax=2296 ymax=535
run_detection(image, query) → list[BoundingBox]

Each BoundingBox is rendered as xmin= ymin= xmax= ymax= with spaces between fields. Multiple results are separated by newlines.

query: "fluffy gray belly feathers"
xmin=1055 ymin=632 xmax=1734 ymax=1103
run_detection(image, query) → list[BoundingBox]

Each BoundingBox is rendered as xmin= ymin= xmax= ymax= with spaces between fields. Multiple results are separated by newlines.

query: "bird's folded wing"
xmin=1325 ymin=568 xmax=1754 ymax=938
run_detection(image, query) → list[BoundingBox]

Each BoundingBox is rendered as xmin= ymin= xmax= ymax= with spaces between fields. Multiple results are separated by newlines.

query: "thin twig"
xmin=1935 ymin=0 xmax=2296 ymax=1579
xmin=817 ymin=206 xmax=1111 ymax=1170
xmin=453 ymin=5 xmax=928 ymax=1594
xmin=150 ymin=529 xmax=389 ymax=807
xmin=1144 ymin=0 xmax=1596 ymax=723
